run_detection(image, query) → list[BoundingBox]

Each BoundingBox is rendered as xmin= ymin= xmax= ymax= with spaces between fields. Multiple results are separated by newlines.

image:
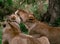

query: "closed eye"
xmin=29 ymin=19 xmax=34 ymax=20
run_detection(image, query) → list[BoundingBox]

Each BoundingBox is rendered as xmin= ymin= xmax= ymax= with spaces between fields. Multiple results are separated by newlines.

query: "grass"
xmin=0 ymin=27 xmax=2 ymax=44
xmin=19 ymin=23 xmax=28 ymax=34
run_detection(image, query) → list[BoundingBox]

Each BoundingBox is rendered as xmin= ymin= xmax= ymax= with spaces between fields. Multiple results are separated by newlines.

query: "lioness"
xmin=2 ymin=18 xmax=50 ymax=44
xmin=14 ymin=9 xmax=60 ymax=44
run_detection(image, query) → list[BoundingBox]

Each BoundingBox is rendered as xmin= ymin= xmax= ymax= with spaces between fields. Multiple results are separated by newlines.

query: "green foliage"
xmin=0 ymin=0 xmax=48 ymax=21
xmin=7 ymin=0 xmax=12 ymax=6
xmin=54 ymin=17 xmax=60 ymax=26
xmin=43 ymin=3 xmax=48 ymax=13
xmin=0 ymin=0 xmax=16 ymax=21
xmin=50 ymin=17 xmax=60 ymax=27
xmin=0 ymin=27 xmax=2 ymax=44
xmin=56 ymin=18 xmax=60 ymax=25
xmin=19 ymin=22 xmax=28 ymax=34
xmin=28 ymin=3 xmax=40 ymax=20
xmin=26 ymin=0 xmax=35 ymax=4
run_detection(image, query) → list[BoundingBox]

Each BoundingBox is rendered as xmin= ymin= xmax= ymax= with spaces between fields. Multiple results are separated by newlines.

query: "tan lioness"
xmin=2 ymin=20 xmax=21 ymax=44
xmin=2 ymin=18 xmax=50 ymax=44
xmin=14 ymin=9 xmax=60 ymax=44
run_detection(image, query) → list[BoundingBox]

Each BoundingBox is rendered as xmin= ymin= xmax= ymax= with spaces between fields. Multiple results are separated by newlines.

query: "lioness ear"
xmin=15 ymin=10 xmax=19 ymax=15
xmin=10 ymin=15 xmax=16 ymax=20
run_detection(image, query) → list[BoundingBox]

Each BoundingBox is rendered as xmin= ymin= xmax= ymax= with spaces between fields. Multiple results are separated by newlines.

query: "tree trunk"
xmin=42 ymin=0 xmax=60 ymax=26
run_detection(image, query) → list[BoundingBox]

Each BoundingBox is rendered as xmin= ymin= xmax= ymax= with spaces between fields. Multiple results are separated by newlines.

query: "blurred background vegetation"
xmin=0 ymin=0 xmax=60 ymax=26
xmin=0 ymin=0 xmax=48 ymax=21
xmin=0 ymin=0 xmax=60 ymax=44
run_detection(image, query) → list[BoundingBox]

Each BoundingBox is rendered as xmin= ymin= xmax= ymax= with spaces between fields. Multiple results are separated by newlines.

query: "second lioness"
xmin=14 ymin=9 xmax=60 ymax=44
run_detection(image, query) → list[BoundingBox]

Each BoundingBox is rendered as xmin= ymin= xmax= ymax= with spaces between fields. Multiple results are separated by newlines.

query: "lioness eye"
xmin=3 ymin=24 xmax=6 ymax=28
xmin=29 ymin=19 xmax=33 ymax=20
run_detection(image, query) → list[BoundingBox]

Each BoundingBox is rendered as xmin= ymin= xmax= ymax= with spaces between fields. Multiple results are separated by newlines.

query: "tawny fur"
xmin=2 ymin=20 xmax=50 ymax=44
xmin=2 ymin=21 xmax=21 ymax=44
xmin=14 ymin=9 xmax=60 ymax=44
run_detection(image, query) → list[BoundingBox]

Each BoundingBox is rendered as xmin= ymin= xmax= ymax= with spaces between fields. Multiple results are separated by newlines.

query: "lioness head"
xmin=2 ymin=20 xmax=21 ymax=36
xmin=14 ymin=9 xmax=36 ymax=23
